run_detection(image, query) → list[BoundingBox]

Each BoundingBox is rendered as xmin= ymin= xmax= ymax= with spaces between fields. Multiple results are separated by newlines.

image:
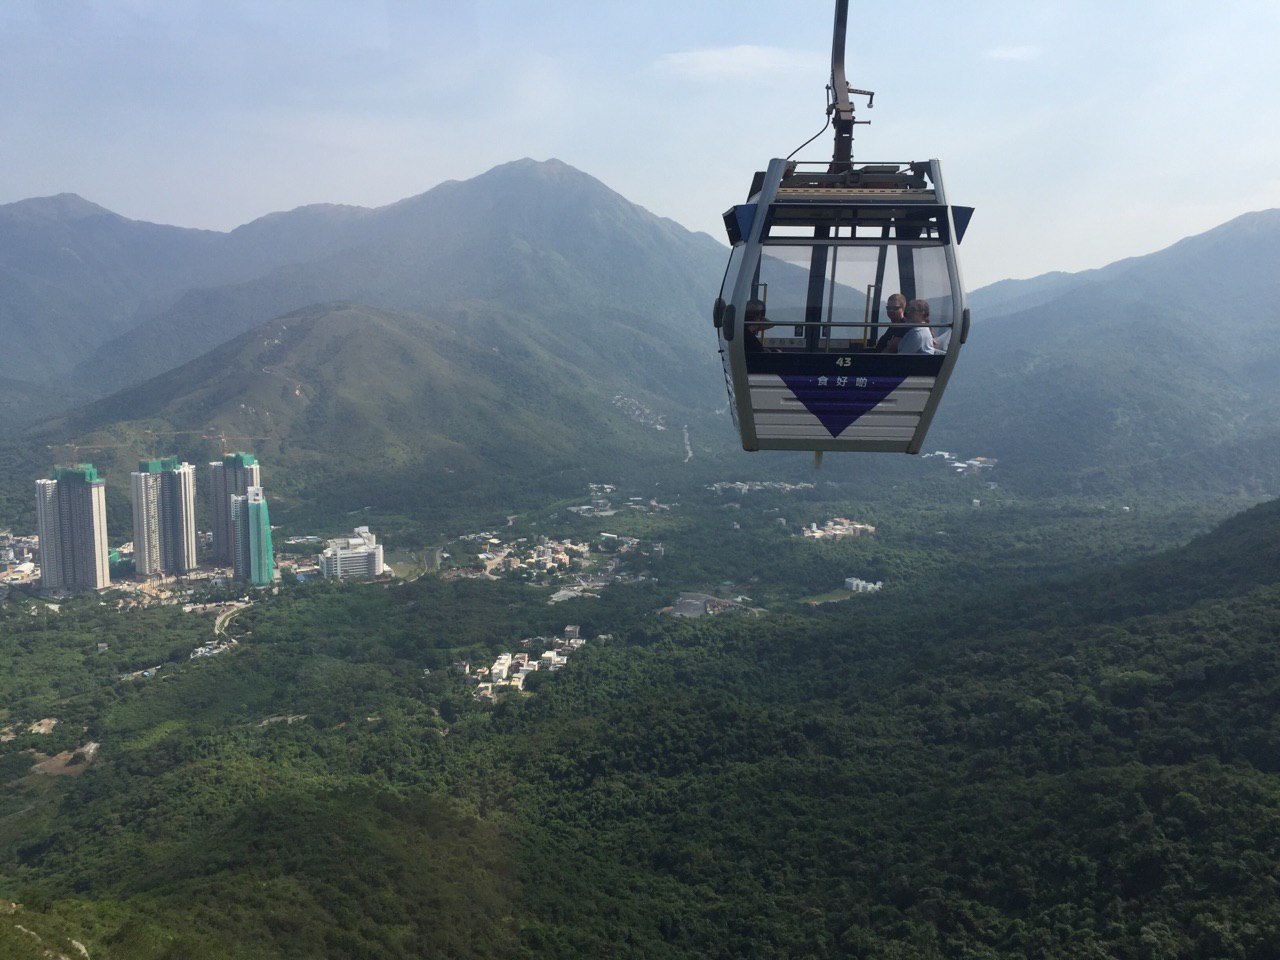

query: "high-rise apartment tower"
xmin=34 ymin=464 xmax=110 ymax=593
xmin=231 ymin=486 xmax=275 ymax=586
xmin=131 ymin=457 xmax=197 ymax=577
xmin=208 ymin=453 xmax=260 ymax=564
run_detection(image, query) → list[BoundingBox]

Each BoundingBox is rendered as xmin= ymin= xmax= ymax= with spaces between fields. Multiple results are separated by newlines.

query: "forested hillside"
xmin=2 ymin=488 xmax=1278 ymax=958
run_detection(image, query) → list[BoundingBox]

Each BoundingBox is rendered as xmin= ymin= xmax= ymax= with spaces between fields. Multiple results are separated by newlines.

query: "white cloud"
xmin=652 ymin=45 xmax=817 ymax=82
xmin=983 ymin=45 xmax=1043 ymax=62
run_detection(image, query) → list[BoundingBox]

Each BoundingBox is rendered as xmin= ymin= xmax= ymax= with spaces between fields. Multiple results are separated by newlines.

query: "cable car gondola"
xmin=712 ymin=0 xmax=973 ymax=459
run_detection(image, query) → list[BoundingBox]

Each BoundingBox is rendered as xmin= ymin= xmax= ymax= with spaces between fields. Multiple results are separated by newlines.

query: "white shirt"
xmin=898 ymin=326 xmax=941 ymax=355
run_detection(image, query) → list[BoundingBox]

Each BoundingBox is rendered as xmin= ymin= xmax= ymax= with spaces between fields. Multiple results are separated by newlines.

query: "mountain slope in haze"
xmin=0 ymin=194 xmax=219 ymax=380
xmin=0 ymin=375 xmax=90 ymax=433
xmin=967 ymin=270 xmax=1079 ymax=318
xmin=0 ymin=193 xmax=380 ymax=383
xmin=972 ymin=209 xmax=1280 ymax=333
xmin=74 ymin=159 xmax=731 ymax=397
xmin=929 ymin=208 xmax=1280 ymax=494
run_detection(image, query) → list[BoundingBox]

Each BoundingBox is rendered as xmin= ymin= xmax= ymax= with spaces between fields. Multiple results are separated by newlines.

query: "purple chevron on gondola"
xmin=779 ymin=374 xmax=907 ymax=437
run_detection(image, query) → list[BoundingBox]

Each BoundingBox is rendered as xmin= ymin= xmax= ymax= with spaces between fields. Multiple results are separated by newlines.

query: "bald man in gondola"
xmin=896 ymin=299 xmax=942 ymax=355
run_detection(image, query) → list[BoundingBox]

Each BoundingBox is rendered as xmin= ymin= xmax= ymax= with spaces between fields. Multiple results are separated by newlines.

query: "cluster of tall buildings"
xmin=34 ymin=452 xmax=276 ymax=594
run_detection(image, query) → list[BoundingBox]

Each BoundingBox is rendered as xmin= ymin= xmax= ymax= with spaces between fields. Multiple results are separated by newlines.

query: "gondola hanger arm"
xmin=847 ymin=88 xmax=875 ymax=110
xmin=827 ymin=86 xmax=875 ymax=121
xmin=828 ymin=0 xmax=874 ymax=164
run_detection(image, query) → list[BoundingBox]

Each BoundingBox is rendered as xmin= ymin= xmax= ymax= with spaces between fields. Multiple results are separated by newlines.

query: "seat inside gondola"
xmin=732 ymin=185 xmax=961 ymax=372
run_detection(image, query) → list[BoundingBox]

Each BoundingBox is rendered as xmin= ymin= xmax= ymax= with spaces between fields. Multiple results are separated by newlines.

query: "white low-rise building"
xmin=318 ymin=526 xmax=385 ymax=580
xmin=540 ymin=650 xmax=568 ymax=670
xmin=492 ymin=654 xmax=513 ymax=681
xmin=844 ymin=577 xmax=884 ymax=593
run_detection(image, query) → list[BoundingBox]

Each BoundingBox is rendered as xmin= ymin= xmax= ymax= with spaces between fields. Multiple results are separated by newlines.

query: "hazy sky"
xmin=3 ymin=0 xmax=1278 ymax=287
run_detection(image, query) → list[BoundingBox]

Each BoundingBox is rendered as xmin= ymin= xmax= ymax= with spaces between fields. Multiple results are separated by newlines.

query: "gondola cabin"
xmin=714 ymin=157 xmax=972 ymax=454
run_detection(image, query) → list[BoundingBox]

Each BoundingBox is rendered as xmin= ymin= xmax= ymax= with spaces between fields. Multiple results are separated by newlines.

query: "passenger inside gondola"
xmin=743 ymin=299 xmax=772 ymax=353
xmin=897 ymin=299 xmax=941 ymax=355
xmin=875 ymin=293 xmax=909 ymax=353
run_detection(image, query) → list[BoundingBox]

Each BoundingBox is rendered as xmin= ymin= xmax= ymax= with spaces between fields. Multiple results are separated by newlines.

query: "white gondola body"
xmin=715 ymin=157 xmax=971 ymax=454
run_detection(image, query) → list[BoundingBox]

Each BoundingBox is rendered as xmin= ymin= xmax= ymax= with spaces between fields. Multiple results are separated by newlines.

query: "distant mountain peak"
xmin=495 ymin=156 xmax=578 ymax=176
xmin=482 ymin=156 xmax=610 ymax=189
xmin=1 ymin=193 xmax=118 ymax=223
xmin=242 ymin=201 xmax=372 ymax=222
xmin=377 ymin=156 xmax=628 ymax=226
xmin=1172 ymin=207 xmax=1280 ymax=245
xmin=231 ymin=202 xmax=375 ymax=237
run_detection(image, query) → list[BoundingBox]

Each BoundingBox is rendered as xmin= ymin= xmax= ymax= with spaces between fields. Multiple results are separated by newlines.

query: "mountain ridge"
xmin=69 ymin=158 xmax=729 ymax=394
xmin=928 ymin=206 xmax=1280 ymax=494
xmin=969 ymin=207 xmax=1280 ymax=321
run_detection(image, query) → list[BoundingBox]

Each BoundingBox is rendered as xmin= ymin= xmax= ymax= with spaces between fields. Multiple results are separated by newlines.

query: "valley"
xmin=1 ymin=473 xmax=1275 ymax=958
